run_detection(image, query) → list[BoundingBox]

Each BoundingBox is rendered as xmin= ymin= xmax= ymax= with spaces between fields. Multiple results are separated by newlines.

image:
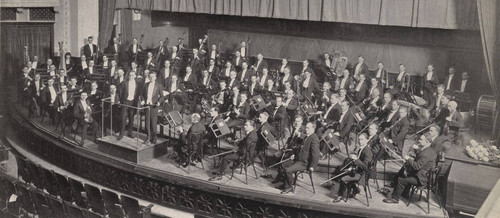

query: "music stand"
xmin=321 ymin=129 xmax=341 ymax=178
xmin=159 ymin=110 xmax=183 ymax=139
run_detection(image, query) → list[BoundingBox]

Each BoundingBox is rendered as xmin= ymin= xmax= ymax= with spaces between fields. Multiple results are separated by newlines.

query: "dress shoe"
xmin=383 ymin=198 xmax=399 ymax=204
xmin=271 ymin=177 xmax=281 ymax=184
xmin=275 ymin=184 xmax=285 ymax=190
xmin=209 ymin=175 xmax=223 ymax=181
xmin=280 ymin=187 xmax=293 ymax=194
xmin=181 ymin=161 xmax=189 ymax=168
xmin=332 ymin=196 xmax=344 ymax=203
xmin=127 ymin=132 xmax=135 ymax=138
xmin=151 ymin=139 xmax=157 ymax=144
xmin=117 ymin=135 xmax=123 ymax=141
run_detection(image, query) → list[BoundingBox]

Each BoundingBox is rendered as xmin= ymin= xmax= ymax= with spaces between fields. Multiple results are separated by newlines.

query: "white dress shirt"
xmin=446 ymin=75 xmax=454 ymax=90
xmin=146 ymin=82 xmax=155 ymax=104
xmin=127 ymin=80 xmax=136 ymax=101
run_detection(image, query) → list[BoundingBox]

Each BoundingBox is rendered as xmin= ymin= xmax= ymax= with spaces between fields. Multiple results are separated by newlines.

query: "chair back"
xmin=53 ymin=171 xmax=72 ymax=202
xmin=84 ymin=183 xmax=106 ymax=215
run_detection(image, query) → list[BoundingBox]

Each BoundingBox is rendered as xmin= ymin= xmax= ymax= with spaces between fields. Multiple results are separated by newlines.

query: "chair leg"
xmin=309 ymin=172 xmax=315 ymax=194
xmin=364 ymin=185 xmax=369 ymax=207
xmin=200 ymin=158 xmax=205 ymax=170
xmin=230 ymin=162 xmax=236 ymax=180
xmin=292 ymin=172 xmax=299 ymax=193
xmin=252 ymin=163 xmax=258 ymax=179
xmin=367 ymin=183 xmax=372 ymax=199
xmin=407 ymin=186 xmax=415 ymax=206
xmin=426 ymin=189 xmax=430 ymax=214
xmin=419 ymin=189 xmax=423 ymax=201
xmin=187 ymin=155 xmax=191 ymax=174
xmin=244 ymin=166 xmax=248 ymax=185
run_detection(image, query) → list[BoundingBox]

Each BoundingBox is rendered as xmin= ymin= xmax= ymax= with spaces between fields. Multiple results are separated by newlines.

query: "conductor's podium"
xmin=95 ymin=134 xmax=169 ymax=164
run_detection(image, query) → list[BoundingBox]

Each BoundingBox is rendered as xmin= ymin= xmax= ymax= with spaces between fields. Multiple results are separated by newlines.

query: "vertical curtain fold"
xmin=477 ymin=0 xmax=500 ymax=142
xmin=119 ymin=9 xmax=133 ymax=47
xmin=98 ymin=0 xmax=117 ymax=50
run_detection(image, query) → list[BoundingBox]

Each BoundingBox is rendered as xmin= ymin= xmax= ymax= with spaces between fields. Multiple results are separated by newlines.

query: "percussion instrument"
xmin=475 ymin=95 xmax=497 ymax=136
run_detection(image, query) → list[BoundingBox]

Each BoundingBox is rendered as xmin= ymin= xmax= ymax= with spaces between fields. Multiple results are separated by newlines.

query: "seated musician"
xmin=54 ymin=84 xmax=72 ymax=136
xmin=112 ymin=69 xmax=125 ymax=87
xmin=253 ymin=54 xmax=268 ymax=74
xmin=334 ymin=101 xmax=354 ymax=150
xmin=272 ymin=115 xmax=305 ymax=164
xmin=368 ymin=77 xmax=382 ymax=97
xmin=200 ymin=70 xmax=216 ymax=89
xmin=353 ymin=56 xmax=369 ymax=81
xmin=338 ymin=69 xmax=354 ymax=92
xmin=209 ymin=119 xmax=258 ymax=181
xmin=269 ymin=96 xmax=287 ymax=139
xmin=83 ymin=60 xmax=97 ymax=81
xmin=316 ymin=93 xmax=340 ymax=135
xmin=225 ymin=92 xmax=251 ymax=129
xmin=204 ymin=106 xmax=221 ymax=148
xmin=429 ymin=84 xmax=446 ymax=117
xmin=377 ymin=92 xmax=393 ymax=120
xmin=434 ymin=94 xmax=451 ymax=127
xmin=207 ymin=59 xmax=219 ymax=77
xmin=372 ymin=62 xmax=387 ymax=85
xmin=247 ymin=75 xmax=260 ymax=97
xmin=322 ymin=53 xmax=332 ymax=70
xmin=317 ymin=82 xmax=332 ymax=110
xmin=130 ymin=61 xmax=142 ymax=78
xmin=41 ymin=77 xmax=58 ymax=124
xmin=144 ymin=52 xmax=155 ymax=70
xmin=386 ymin=107 xmax=410 ymax=155
xmin=362 ymin=88 xmax=382 ymax=119
xmin=442 ymin=101 xmax=463 ymax=138
xmin=227 ymin=71 xmax=240 ymax=90
xmin=213 ymin=80 xmax=230 ymax=112
xmin=238 ymin=61 xmax=253 ymax=86
xmin=67 ymin=77 xmax=81 ymax=92
xmin=159 ymin=60 xmax=172 ymax=87
xmin=108 ymin=59 xmax=118 ymax=81
xmin=338 ymin=88 xmax=347 ymax=102
xmin=265 ymin=79 xmax=277 ymax=92
xmin=258 ymin=68 xmax=270 ymax=89
xmin=380 ymin=100 xmax=400 ymax=129
xmin=57 ymin=68 xmax=69 ymax=86
xmin=389 ymin=64 xmax=407 ymax=95
xmin=73 ymin=92 xmax=100 ymax=145
xmin=353 ymin=74 xmax=369 ymax=103
xmin=283 ymin=90 xmax=299 ymax=122
xmin=220 ymin=61 xmax=235 ymax=81
xmin=279 ymin=68 xmax=293 ymax=91
xmin=87 ymin=81 xmax=103 ymax=105
xmin=256 ymin=112 xmax=277 ymax=154
xmin=276 ymin=122 xmax=320 ymax=194
xmin=176 ymin=113 xmax=207 ymax=167
xmin=48 ymin=64 xmax=57 ymax=77
xmin=300 ymin=71 xmax=319 ymax=102
xmin=183 ymin=66 xmax=197 ymax=85
xmin=367 ymin=124 xmax=382 ymax=173
xmin=331 ymin=133 xmax=373 ymax=202
xmin=383 ymin=134 xmax=438 ymax=204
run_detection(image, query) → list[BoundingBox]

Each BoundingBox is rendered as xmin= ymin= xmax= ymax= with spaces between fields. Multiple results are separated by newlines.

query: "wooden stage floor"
xmin=16 ymin=108 xmax=448 ymax=218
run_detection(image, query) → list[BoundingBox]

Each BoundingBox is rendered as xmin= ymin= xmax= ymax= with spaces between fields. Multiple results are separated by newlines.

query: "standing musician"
xmin=253 ymin=54 xmax=268 ymax=74
xmin=278 ymin=58 xmax=290 ymax=74
xmin=371 ymin=62 xmax=387 ymax=86
xmin=383 ymin=134 xmax=438 ymax=204
xmin=128 ymin=38 xmax=143 ymax=62
xmin=386 ymin=107 xmax=410 ymax=155
xmin=422 ymin=64 xmax=439 ymax=106
xmin=73 ymin=92 xmax=100 ymax=144
xmin=54 ymin=84 xmax=72 ymax=136
xmin=279 ymin=68 xmax=294 ymax=91
xmin=209 ymin=120 xmax=258 ymax=181
xmin=140 ymin=72 xmax=164 ymax=145
xmin=41 ymin=77 xmax=58 ymax=124
xmin=300 ymin=70 xmax=319 ymax=102
xmin=331 ymin=133 xmax=373 ymax=202
xmin=117 ymin=71 xmax=142 ymax=140
xmin=389 ymin=64 xmax=407 ymax=95
xmin=239 ymin=41 xmax=248 ymax=58
xmin=190 ymin=48 xmax=204 ymax=77
xmin=176 ymin=113 xmax=207 ymax=168
xmin=208 ymin=45 xmax=219 ymax=65
xmin=277 ymin=122 xmax=320 ymax=194
xmin=444 ymin=66 xmax=459 ymax=91
xmin=83 ymin=36 xmax=98 ymax=61
xmin=233 ymin=51 xmax=243 ymax=71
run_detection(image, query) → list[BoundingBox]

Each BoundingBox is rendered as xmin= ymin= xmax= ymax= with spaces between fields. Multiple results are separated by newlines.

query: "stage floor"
xmin=16 ymin=108 xmax=448 ymax=217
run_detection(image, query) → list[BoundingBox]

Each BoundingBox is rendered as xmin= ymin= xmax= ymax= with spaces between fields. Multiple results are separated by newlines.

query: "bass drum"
xmin=475 ymin=95 xmax=497 ymax=135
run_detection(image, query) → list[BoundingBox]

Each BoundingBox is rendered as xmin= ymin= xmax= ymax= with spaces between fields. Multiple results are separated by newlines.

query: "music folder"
xmin=250 ymin=95 xmax=268 ymax=111
xmin=209 ymin=118 xmax=231 ymax=138
xmin=160 ymin=110 xmax=183 ymax=127
xmin=260 ymin=125 xmax=276 ymax=144
xmin=321 ymin=129 xmax=340 ymax=151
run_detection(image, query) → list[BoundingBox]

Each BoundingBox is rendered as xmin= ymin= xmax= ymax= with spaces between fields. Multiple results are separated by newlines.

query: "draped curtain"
xmin=477 ymin=0 xmax=500 ymax=143
xmin=116 ymin=0 xmax=479 ymax=30
xmin=0 ymin=24 xmax=53 ymax=84
xmin=98 ymin=0 xmax=117 ymax=50
xmin=119 ymin=9 xmax=133 ymax=47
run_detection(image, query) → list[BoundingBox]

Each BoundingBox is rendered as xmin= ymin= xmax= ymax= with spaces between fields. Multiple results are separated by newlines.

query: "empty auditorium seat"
xmin=53 ymin=171 xmax=72 ymax=202
xmin=67 ymin=177 xmax=89 ymax=209
xmin=39 ymin=168 xmax=59 ymax=196
xmin=121 ymin=195 xmax=154 ymax=218
xmin=64 ymin=201 xmax=85 ymax=218
xmin=25 ymin=160 xmax=45 ymax=190
xmin=15 ymin=156 xmax=32 ymax=184
xmin=102 ymin=189 xmax=125 ymax=218
xmin=83 ymin=208 xmax=106 ymax=218
xmin=84 ymin=183 xmax=106 ymax=215
xmin=15 ymin=184 xmax=36 ymax=216
xmin=30 ymin=191 xmax=52 ymax=218
xmin=46 ymin=195 xmax=66 ymax=218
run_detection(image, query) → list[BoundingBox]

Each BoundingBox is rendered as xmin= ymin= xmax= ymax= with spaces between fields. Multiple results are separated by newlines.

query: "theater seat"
xmin=84 ymin=183 xmax=106 ymax=215
xmin=15 ymin=156 xmax=32 ymax=185
xmin=102 ymin=189 xmax=125 ymax=218
xmin=25 ymin=160 xmax=45 ymax=190
xmin=39 ymin=168 xmax=59 ymax=196
xmin=67 ymin=177 xmax=89 ymax=209
xmin=120 ymin=195 xmax=153 ymax=218
xmin=53 ymin=171 xmax=72 ymax=202
xmin=46 ymin=195 xmax=66 ymax=218
xmin=64 ymin=201 xmax=85 ymax=218
xmin=30 ymin=191 xmax=52 ymax=218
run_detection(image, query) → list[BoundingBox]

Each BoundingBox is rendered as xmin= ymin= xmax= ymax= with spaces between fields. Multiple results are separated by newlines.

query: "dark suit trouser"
xmin=120 ymin=100 xmax=136 ymax=136
xmin=337 ymin=173 xmax=362 ymax=197
xmin=79 ymin=118 xmax=99 ymax=142
xmin=284 ymin=161 xmax=307 ymax=189
xmin=218 ymin=153 xmax=241 ymax=175
xmin=391 ymin=176 xmax=419 ymax=200
xmin=145 ymin=106 xmax=159 ymax=141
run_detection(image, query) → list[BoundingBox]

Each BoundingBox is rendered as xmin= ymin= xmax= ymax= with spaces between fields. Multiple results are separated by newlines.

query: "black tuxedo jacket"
xmin=406 ymin=147 xmax=437 ymax=185
xmin=83 ymin=44 xmax=98 ymax=59
xmin=337 ymin=111 xmax=354 ymax=139
xmin=119 ymin=80 xmax=142 ymax=103
xmin=141 ymin=82 xmax=165 ymax=105
xmin=73 ymin=99 xmax=91 ymax=120
xmin=297 ymin=134 xmax=320 ymax=169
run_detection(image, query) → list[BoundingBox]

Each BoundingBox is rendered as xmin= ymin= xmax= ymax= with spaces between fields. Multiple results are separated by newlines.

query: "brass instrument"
xmin=201 ymin=98 xmax=212 ymax=114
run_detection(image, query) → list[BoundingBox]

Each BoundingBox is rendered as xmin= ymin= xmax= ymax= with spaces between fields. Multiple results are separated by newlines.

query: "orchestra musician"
xmin=105 ymin=37 xmax=121 ymax=56
xmin=78 ymin=56 xmax=88 ymax=79
xmin=183 ymin=66 xmax=198 ymax=84
xmin=317 ymin=82 xmax=332 ymax=110
xmin=108 ymin=59 xmax=118 ymax=82
xmin=238 ymin=61 xmax=253 ymax=85
xmin=140 ymin=71 xmax=164 ymax=145
xmin=338 ymin=69 xmax=354 ymax=92
xmin=159 ymin=60 xmax=172 ymax=87
xmin=144 ymin=52 xmax=156 ymax=70
xmin=362 ymin=88 xmax=383 ymax=119
xmin=42 ymin=58 xmax=54 ymax=72
xmin=430 ymin=84 xmax=448 ymax=118
xmin=371 ymin=62 xmax=387 ymax=86
xmin=117 ymin=71 xmax=142 ymax=140
xmin=353 ymin=74 xmax=369 ymax=103
xmin=233 ymin=51 xmax=243 ymax=71
xmin=83 ymin=36 xmax=98 ymax=61
xmin=73 ymin=92 xmax=100 ymax=144
xmin=227 ymin=71 xmax=240 ymax=90
xmin=334 ymin=101 xmax=355 ymax=151
xmin=253 ymin=54 xmax=268 ymax=74
xmin=27 ymin=73 xmax=42 ymax=117
xmin=444 ymin=66 xmax=459 ymax=91
xmin=316 ymin=93 xmax=341 ymax=137
xmin=276 ymin=122 xmax=320 ymax=194
xmin=271 ymin=115 xmax=305 ymax=165
xmin=68 ymin=77 xmax=82 ymax=92
xmin=422 ymin=64 xmax=439 ymax=106
xmin=389 ymin=64 xmax=407 ymax=94
xmin=256 ymin=111 xmax=277 ymax=154
xmin=247 ymin=75 xmax=260 ymax=97
xmin=269 ymin=96 xmax=287 ymax=139
xmin=386 ymin=107 xmax=410 ymax=154
xmin=226 ymin=91 xmax=251 ymax=129
xmin=220 ymin=61 xmax=235 ymax=81
xmin=279 ymin=68 xmax=294 ymax=91
xmin=283 ymin=90 xmax=299 ymax=123
xmin=103 ymin=84 xmax=121 ymax=134
xmin=176 ymin=113 xmax=207 ymax=168
xmin=112 ymin=69 xmax=125 ymax=87
xmin=300 ymin=71 xmax=319 ymax=102
xmin=31 ymin=56 xmax=40 ymax=70
xmin=278 ymin=58 xmax=290 ymax=74
xmin=383 ymin=134 xmax=438 ymax=204
xmin=100 ymin=55 xmax=111 ymax=69
xmin=323 ymin=53 xmax=333 ymax=70
xmin=209 ymin=119 xmax=258 ymax=181
xmin=190 ymin=48 xmax=204 ymax=77
xmin=41 ymin=77 xmax=59 ymax=124
xmin=352 ymin=56 xmax=369 ymax=81
xmin=83 ymin=60 xmax=97 ymax=82
xmin=207 ymin=59 xmax=219 ymax=77
xmin=200 ymin=70 xmax=216 ymax=89
xmin=442 ymin=101 xmax=463 ymax=138
xmin=170 ymin=46 xmax=179 ymax=61
xmin=300 ymin=60 xmax=314 ymax=78
xmin=208 ymin=45 xmax=219 ymax=65
xmin=64 ymin=52 xmax=74 ymax=76
xmin=331 ymin=133 xmax=373 ymax=203
xmin=377 ymin=92 xmax=393 ymax=120
xmin=380 ymin=100 xmax=400 ymax=129
xmin=239 ymin=41 xmax=248 ymax=58
xmin=128 ymin=38 xmax=143 ymax=61
xmin=459 ymin=72 xmax=470 ymax=93
xmin=368 ymin=77 xmax=383 ymax=97
xmin=54 ymin=84 xmax=72 ymax=136
xmin=130 ymin=61 xmax=142 ymax=78
xmin=258 ymin=68 xmax=270 ymax=89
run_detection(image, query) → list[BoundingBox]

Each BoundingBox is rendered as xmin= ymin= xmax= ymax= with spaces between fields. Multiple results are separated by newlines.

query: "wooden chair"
xmin=293 ymin=169 xmax=315 ymax=193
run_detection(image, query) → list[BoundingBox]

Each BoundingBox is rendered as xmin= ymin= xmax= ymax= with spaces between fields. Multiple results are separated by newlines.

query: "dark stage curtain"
xmin=477 ymin=0 xmax=500 ymax=143
xmin=116 ymin=0 xmax=479 ymax=30
xmin=99 ymin=0 xmax=117 ymax=50
xmin=119 ymin=9 xmax=133 ymax=47
xmin=0 ymin=24 xmax=53 ymax=84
